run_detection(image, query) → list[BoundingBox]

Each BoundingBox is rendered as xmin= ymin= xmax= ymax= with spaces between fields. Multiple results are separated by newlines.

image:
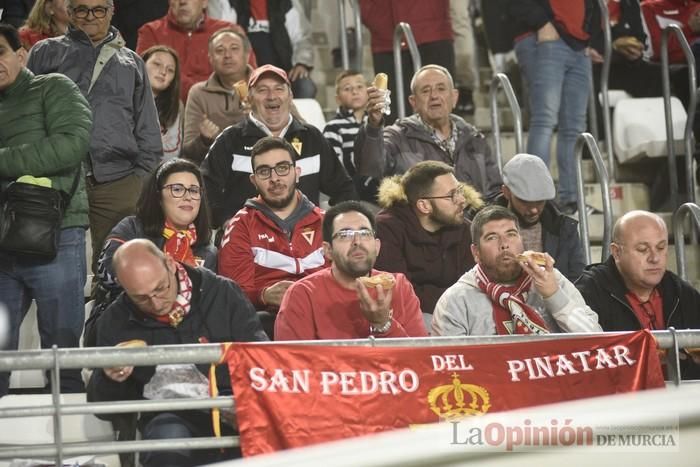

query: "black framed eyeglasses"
xmin=421 ymin=184 xmax=466 ymax=204
xmin=332 ymin=228 xmax=375 ymax=242
xmin=162 ymin=183 xmax=202 ymax=200
xmin=70 ymin=5 xmax=111 ymax=19
xmin=254 ymin=161 xmax=294 ymax=180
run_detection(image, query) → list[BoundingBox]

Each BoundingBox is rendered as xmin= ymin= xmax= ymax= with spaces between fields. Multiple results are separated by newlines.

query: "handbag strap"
xmin=62 ymin=166 xmax=82 ymax=204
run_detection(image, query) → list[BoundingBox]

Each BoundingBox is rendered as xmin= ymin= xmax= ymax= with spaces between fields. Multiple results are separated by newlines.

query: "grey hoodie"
xmin=432 ymin=266 xmax=601 ymax=336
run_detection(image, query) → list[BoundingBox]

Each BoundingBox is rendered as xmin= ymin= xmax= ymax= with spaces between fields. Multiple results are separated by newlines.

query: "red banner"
xmin=224 ymin=331 xmax=664 ymax=456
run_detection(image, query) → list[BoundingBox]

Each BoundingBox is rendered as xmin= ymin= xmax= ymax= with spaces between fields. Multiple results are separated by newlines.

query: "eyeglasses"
xmin=332 ymin=228 xmax=375 ymax=242
xmin=70 ymin=5 xmax=112 ymax=19
xmin=254 ymin=161 xmax=294 ymax=180
xmin=162 ymin=184 xmax=202 ymax=200
xmin=130 ymin=273 xmax=171 ymax=305
xmin=421 ymin=184 xmax=466 ymax=204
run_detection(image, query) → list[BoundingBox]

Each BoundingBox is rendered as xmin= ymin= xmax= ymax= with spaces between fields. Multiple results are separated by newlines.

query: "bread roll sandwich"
xmin=116 ymin=339 xmax=147 ymax=348
xmin=517 ymin=251 xmax=547 ymax=267
xmin=358 ymin=272 xmax=396 ymax=290
xmin=373 ymin=73 xmax=388 ymax=90
xmin=233 ymin=80 xmax=248 ymax=101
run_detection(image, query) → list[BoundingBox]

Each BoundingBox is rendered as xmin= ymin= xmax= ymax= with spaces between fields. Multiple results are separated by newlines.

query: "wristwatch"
xmin=369 ymin=319 xmax=392 ymax=335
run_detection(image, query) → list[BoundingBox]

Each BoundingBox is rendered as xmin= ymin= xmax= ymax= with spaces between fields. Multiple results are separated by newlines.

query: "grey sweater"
xmin=432 ymin=266 xmax=602 ymax=336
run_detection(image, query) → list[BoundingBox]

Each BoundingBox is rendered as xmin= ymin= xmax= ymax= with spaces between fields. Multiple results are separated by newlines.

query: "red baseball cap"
xmin=247 ymin=64 xmax=291 ymax=88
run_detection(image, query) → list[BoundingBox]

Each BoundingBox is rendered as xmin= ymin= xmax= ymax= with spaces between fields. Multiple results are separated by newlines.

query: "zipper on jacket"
xmin=666 ymin=297 xmax=681 ymax=327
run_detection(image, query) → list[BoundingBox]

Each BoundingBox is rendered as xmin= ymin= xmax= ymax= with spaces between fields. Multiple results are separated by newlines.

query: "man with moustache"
xmin=275 ymin=200 xmax=428 ymax=340
xmin=202 ymin=64 xmax=356 ymax=228
xmin=495 ymin=153 xmax=585 ymax=282
xmin=575 ymin=210 xmax=700 ymax=378
xmin=374 ymin=161 xmax=483 ymax=329
xmin=183 ymin=28 xmax=253 ymax=163
xmin=218 ymin=137 xmax=328 ymax=337
xmin=432 ymin=205 xmax=600 ymax=336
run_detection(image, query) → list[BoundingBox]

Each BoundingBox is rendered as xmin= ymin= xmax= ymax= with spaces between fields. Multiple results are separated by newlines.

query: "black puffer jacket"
xmin=575 ymin=256 xmax=700 ymax=379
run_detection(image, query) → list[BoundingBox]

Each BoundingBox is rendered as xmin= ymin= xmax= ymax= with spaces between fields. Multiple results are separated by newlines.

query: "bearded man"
xmin=275 ymin=200 xmax=428 ymax=340
xmin=432 ymin=205 xmax=600 ymax=336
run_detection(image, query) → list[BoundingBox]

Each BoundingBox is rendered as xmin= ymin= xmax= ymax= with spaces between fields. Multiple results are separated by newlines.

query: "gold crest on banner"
xmin=427 ymin=372 xmax=491 ymax=421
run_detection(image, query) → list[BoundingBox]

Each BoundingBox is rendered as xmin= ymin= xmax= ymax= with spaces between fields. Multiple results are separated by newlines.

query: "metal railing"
xmin=595 ymin=0 xmax=615 ymax=181
xmin=661 ymin=24 xmax=698 ymax=211
xmin=338 ymin=0 xmax=363 ymax=71
xmin=575 ymin=132 xmax=613 ymax=263
xmin=673 ymin=202 xmax=700 ymax=280
xmin=489 ymin=73 xmax=524 ymax=172
xmin=3 ymin=331 xmax=699 ymax=465
xmin=393 ymin=22 xmax=421 ymax=119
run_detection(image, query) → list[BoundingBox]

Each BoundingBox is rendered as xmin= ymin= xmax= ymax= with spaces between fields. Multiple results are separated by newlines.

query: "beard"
xmin=261 ymin=182 xmax=296 ymax=209
xmin=332 ymin=245 xmax=375 ymax=278
xmin=480 ymin=252 xmax=522 ymax=283
xmin=428 ymin=202 xmax=465 ymax=227
xmin=513 ymin=209 xmax=540 ymax=228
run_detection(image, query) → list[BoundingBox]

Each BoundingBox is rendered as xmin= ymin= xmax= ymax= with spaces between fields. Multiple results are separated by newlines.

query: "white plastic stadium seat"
xmin=613 ymin=97 xmax=687 ymax=164
xmin=293 ymin=98 xmax=327 ymax=131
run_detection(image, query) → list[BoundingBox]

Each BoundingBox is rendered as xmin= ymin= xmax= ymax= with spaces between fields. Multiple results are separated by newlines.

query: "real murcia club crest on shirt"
xmin=301 ymin=228 xmax=315 ymax=245
xmin=291 ymin=137 xmax=302 ymax=155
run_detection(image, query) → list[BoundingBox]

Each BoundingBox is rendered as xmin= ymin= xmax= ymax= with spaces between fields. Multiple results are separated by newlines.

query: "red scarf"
xmin=162 ymin=221 xmax=197 ymax=266
xmin=153 ymin=262 xmax=193 ymax=328
xmin=474 ymin=264 xmax=549 ymax=335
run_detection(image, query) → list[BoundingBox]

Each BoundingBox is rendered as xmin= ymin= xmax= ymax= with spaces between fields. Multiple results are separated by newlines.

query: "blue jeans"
xmin=0 ymin=227 xmax=86 ymax=395
xmin=515 ymin=35 xmax=591 ymax=205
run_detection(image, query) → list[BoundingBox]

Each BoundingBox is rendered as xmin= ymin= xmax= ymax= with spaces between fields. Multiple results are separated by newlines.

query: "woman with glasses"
xmin=86 ymin=158 xmax=216 ymax=345
xmin=142 ymin=45 xmax=183 ymax=160
xmin=18 ymin=0 xmax=70 ymax=50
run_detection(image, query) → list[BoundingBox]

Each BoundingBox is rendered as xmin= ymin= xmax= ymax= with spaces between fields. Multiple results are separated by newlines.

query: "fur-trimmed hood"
xmin=377 ymin=175 xmax=484 ymax=211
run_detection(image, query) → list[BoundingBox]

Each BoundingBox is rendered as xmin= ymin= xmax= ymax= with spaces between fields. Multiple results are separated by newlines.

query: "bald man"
xmin=86 ymin=239 xmax=266 ymax=466
xmin=575 ymin=210 xmax=700 ymax=378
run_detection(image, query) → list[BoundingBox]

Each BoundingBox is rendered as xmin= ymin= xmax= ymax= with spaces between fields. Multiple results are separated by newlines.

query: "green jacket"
xmin=0 ymin=68 xmax=92 ymax=228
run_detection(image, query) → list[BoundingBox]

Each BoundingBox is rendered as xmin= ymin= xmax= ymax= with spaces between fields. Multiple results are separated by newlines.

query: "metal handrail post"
xmin=575 ymin=133 xmax=613 ymax=263
xmin=51 ymin=345 xmax=63 ymax=467
xmin=660 ymin=24 xmax=698 ymax=211
xmin=596 ymin=0 xmax=615 ymax=181
xmin=587 ymin=71 xmax=600 ymax=143
xmin=338 ymin=0 xmax=350 ymax=70
xmin=353 ymin=0 xmax=363 ymax=71
xmin=673 ymin=202 xmax=700 ymax=280
xmin=490 ymin=73 xmax=524 ymax=172
xmin=393 ymin=22 xmax=421 ymax=119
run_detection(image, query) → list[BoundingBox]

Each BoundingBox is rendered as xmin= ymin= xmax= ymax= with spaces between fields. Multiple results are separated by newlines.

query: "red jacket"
xmin=136 ymin=12 xmax=257 ymax=101
xmin=218 ymin=194 xmax=328 ymax=309
xmin=359 ymin=0 xmax=453 ymax=53
xmin=18 ymin=28 xmax=52 ymax=50
xmin=641 ymin=0 xmax=700 ymax=62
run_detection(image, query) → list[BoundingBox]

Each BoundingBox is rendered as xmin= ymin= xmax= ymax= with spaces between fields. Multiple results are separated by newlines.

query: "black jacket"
xmin=507 ymin=0 xmax=602 ymax=52
xmin=575 ymin=256 xmax=700 ymax=378
xmin=87 ymin=264 xmax=268 ymax=407
xmin=201 ymin=116 xmax=357 ymax=228
xmin=494 ymin=194 xmax=585 ymax=282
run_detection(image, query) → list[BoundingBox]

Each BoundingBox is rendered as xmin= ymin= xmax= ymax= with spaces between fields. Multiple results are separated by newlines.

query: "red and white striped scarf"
xmin=153 ymin=261 xmax=193 ymax=328
xmin=474 ymin=264 xmax=549 ymax=335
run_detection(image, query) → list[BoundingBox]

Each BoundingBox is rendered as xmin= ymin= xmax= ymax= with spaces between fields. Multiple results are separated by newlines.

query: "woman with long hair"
xmin=142 ymin=45 xmax=184 ymax=159
xmin=86 ymin=159 xmax=216 ymax=344
xmin=19 ymin=0 xmax=70 ymax=50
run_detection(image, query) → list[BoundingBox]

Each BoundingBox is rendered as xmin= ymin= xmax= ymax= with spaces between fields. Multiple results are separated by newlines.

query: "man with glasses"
xmin=218 ymin=136 xmax=328 ymax=337
xmin=202 ymin=64 xmax=356 ymax=228
xmin=575 ymin=210 xmax=700 ymax=379
xmin=433 ymin=205 xmax=600 ymax=336
xmin=87 ymin=239 xmax=267 ymax=466
xmin=355 ymin=64 xmax=502 ymax=202
xmin=494 ymin=153 xmax=585 ymax=282
xmin=275 ymin=200 xmax=428 ymax=340
xmin=374 ymin=161 xmax=483 ymax=330
xmin=26 ymin=0 xmax=163 ymax=278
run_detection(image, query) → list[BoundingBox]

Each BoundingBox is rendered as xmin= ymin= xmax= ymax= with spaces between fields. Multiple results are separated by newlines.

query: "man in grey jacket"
xmin=354 ymin=64 xmax=502 ymax=201
xmin=432 ymin=205 xmax=600 ymax=336
xmin=27 ymin=0 xmax=162 ymax=274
